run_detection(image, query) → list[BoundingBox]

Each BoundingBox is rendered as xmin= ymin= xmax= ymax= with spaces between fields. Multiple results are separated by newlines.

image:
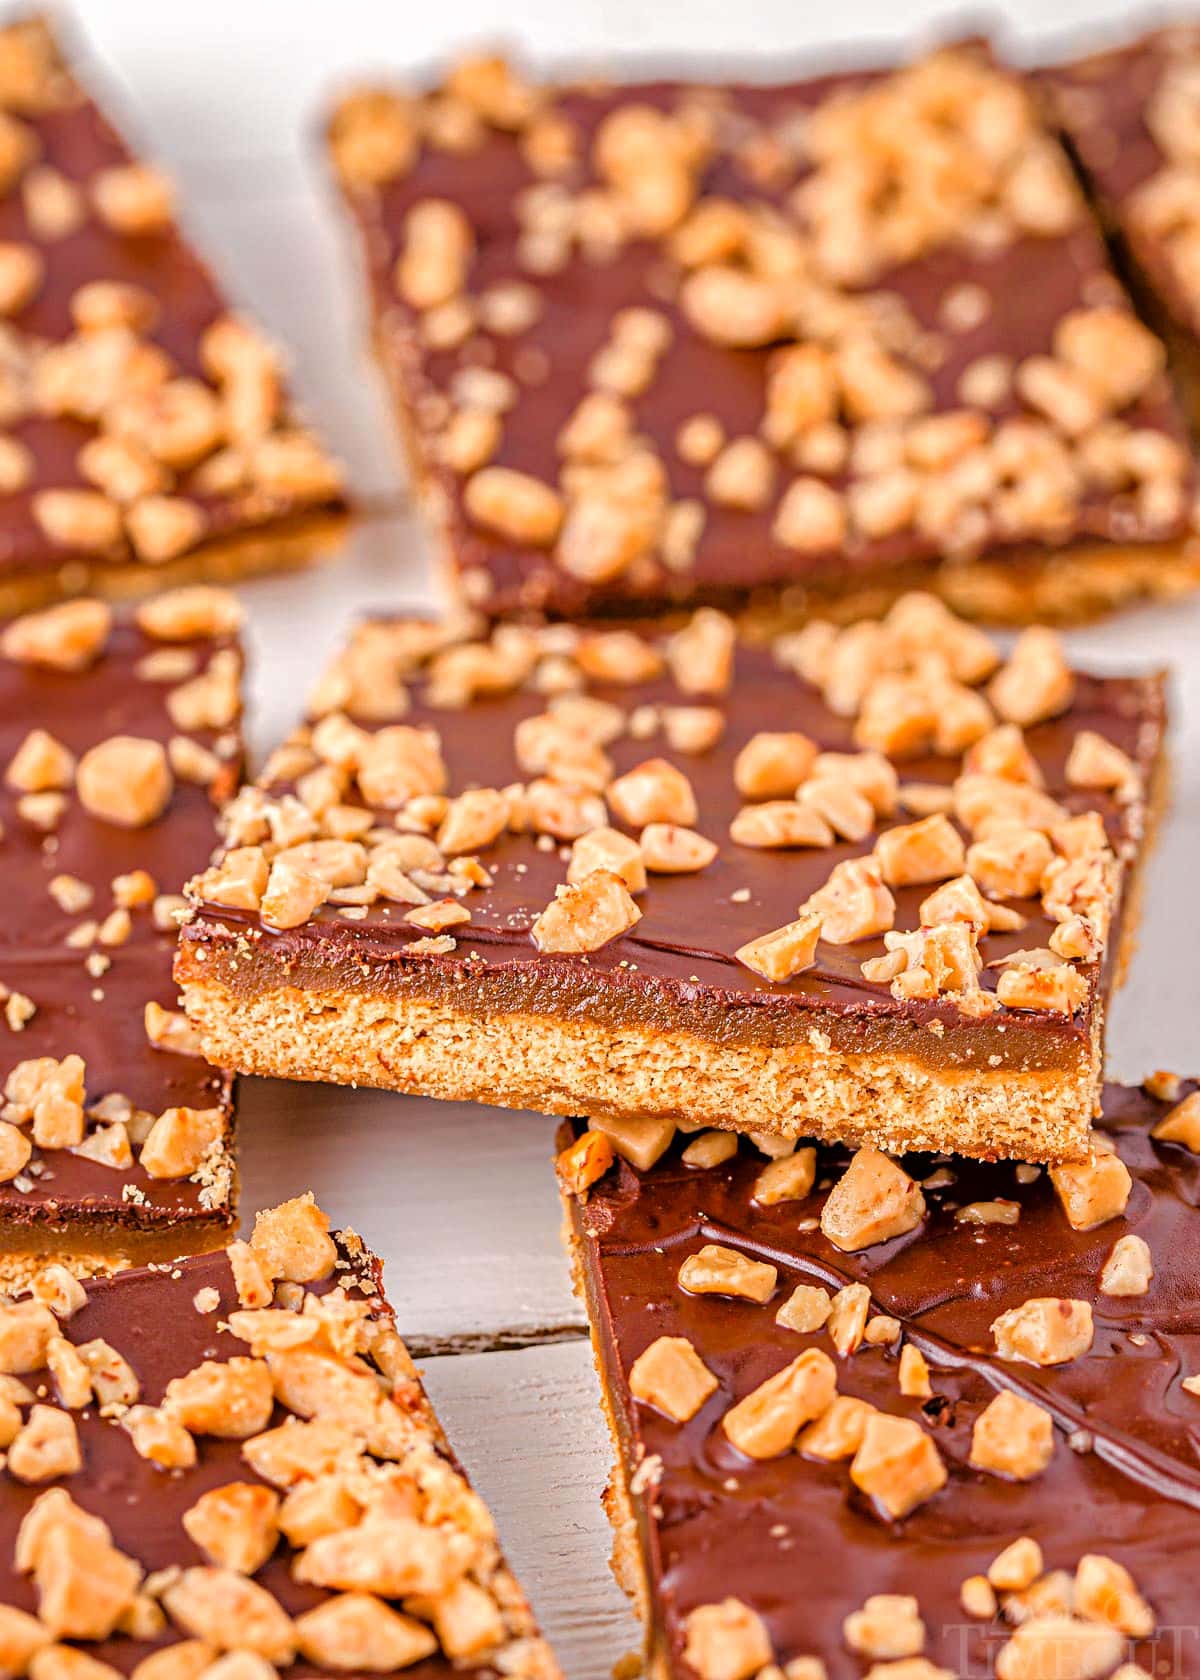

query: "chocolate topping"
xmin=565 ymin=1079 xmax=1200 ymax=1678
xmin=0 ymin=1231 xmax=546 ymax=1677
xmin=0 ymin=1251 xmax=362 ymax=1661
xmin=0 ymin=16 xmax=345 ymax=602
xmin=331 ymin=46 xmax=1191 ymax=620
xmin=183 ymin=615 xmax=1165 ymax=1063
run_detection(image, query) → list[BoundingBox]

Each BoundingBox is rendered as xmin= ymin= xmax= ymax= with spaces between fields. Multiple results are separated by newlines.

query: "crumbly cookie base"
xmin=0 ymin=512 xmax=349 ymax=618
xmin=0 ymin=1202 xmax=236 ymax=1285
xmin=180 ymin=977 xmax=1097 ymax=1162
xmin=0 ymin=1246 xmax=125 ymax=1288
xmin=746 ymin=535 xmax=1200 ymax=634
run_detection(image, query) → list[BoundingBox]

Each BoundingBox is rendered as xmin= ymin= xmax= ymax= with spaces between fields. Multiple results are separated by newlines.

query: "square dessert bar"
xmin=0 ymin=1193 xmax=559 ymax=1679
xmin=176 ymin=593 xmax=1165 ymax=1163
xmin=1046 ymin=26 xmax=1200 ymax=432
xmin=0 ymin=588 xmax=245 ymax=1278
xmin=557 ymin=1072 xmax=1200 ymax=1680
xmin=0 ymin=14 xmax=347 ymax=617
xmin=327 ymin=41 xmax=1198 ymax=628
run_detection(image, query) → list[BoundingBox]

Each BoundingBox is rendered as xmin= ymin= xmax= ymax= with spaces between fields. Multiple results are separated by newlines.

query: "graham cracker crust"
xmin=0 ymin=512 xmax=349 ymax=618
xmin=178 ymin=977 xmax=1099 ymax=1163
xmin=739 ymin=535 xmax=1200 ymax=636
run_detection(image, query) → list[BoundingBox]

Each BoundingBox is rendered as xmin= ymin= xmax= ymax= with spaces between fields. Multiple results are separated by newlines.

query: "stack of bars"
xmin=5 ymin=10 xmax=1200 ymax=1680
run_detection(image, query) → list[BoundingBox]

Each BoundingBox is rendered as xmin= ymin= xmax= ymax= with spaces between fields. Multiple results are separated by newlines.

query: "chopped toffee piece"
xmin=0 ymin=15 xmax=346 ymax=616
xmin=176 ymin=594 xmax=1166 ymax=1162
xmin=559 ymin=1077 xmax=1200 ymax=1680
xmin=0 ymin=1194 xmax=559 ymax=1678
xmin=1047 ymin=25 xmax=1200 ymax=434
xmin=327 ymin=42 xmax=1197 ymax=627
xmin=0 ymin=590 xmax=244 ymax=1277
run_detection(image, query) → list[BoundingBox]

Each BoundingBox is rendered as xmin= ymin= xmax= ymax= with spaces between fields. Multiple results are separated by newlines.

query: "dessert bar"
xmin=175 ymin=593 xmax=1166 ymax=1162
xmin=0 ymin=589 xmax=243 ymax=1278
xmin=0 ymin=14 xmax=347 ymax=616
xmin=558 ymin=1074 xmax=1200 ymax=1680
xmin=0 ymin=1193 xmax=559 ymax=1678
xmin=1046 ymin=26 xmax=1200 ymax=433
xmin=328 ymin=41 xmax=1197 ymax=626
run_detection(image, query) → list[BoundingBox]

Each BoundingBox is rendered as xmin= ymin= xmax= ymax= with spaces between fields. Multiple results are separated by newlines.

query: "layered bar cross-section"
xmin=176 ymin=594 xmax=1165 ymax=1161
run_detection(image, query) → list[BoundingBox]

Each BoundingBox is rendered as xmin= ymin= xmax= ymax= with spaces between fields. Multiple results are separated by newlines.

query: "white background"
xmin=67 ymin=3 xmax=1200 ymax=1673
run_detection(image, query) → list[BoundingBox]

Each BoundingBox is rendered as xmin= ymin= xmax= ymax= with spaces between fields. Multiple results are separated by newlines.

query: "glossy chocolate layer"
xmin=338 ymin=58 xmax=1191 ymax=620
xmin=0 ymin=613 xmax=239 ymax=1238
xmin=0 ymin=1240 xmax=498 ymax=1679
xmin=566 ymin=1079 xmax=1200 ymax=1679
xmin=1046 ymin=31 xmax=1200 ymax=345
xmin=0 ymin=18 xmax=346 ymax=596
xmin=184 ymin=628 xmax=1166 ymax=1070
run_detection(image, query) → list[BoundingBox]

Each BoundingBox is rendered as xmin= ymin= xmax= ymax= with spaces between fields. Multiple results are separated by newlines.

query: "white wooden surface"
xmin=62 ymin=4 xmax=1200 ymax=1675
